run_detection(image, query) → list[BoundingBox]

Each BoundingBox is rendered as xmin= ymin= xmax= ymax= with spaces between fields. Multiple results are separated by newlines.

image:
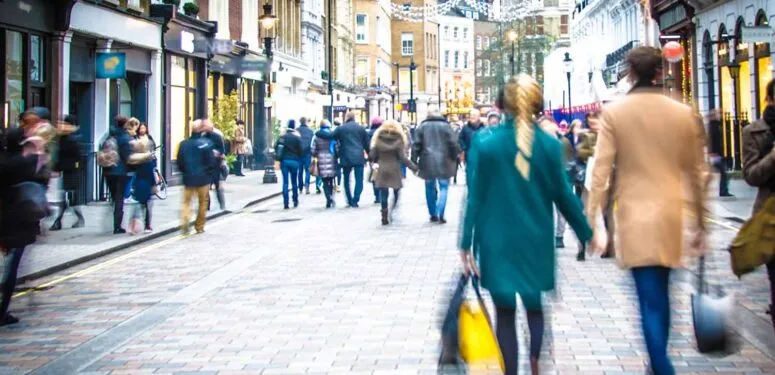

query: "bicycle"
xmin=151 ymin=145 xmax=168 ymax=200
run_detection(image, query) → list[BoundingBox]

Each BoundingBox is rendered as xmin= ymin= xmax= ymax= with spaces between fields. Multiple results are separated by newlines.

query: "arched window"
xmin=119 ymin=79 xmax=133 ymax=117
xmin=755 ymin=10 xmax=772 ymax=116
xmin=702 ymin=30 xmax=715 ymax=111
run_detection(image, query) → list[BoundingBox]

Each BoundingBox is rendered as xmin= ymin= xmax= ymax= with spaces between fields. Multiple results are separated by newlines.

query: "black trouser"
xmin=234 ymin=154 xmax=244 ymax=176
xmin=495 ymin=301 xmax=545 ymax=375
xmin=768 ymin=260 xmax=775 ymax=332
xmin=378 ymin=187 xmax=400 ymax=210
xmin=106 ymin=175 xmax=127 ymax=230
xmin=209 ymin=176 xmax=225 ymax=210
xmin=1 ymin=247 xmax=25 ymax=322
xmin=713 ymin=158 xmax=730 ymax=195
xmin=53 ymin=190 xmax=84 ymax=224
xmin=322 ymin=177 xmax=335 ymax=206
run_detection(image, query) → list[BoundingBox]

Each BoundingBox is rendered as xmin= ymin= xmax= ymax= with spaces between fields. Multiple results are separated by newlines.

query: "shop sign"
xmin=742 ymin=26 xmax=774 ymax=44
xmin=95 ymin=52 xmax=126 ymax=79
xmin=180 ymin=31 xmax=195 ymax=53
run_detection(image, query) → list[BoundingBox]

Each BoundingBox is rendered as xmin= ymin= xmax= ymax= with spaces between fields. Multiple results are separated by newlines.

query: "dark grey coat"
xmin=333 ymin=120 xmax=370 ymax=167
xmin=312 ymin=127 xmax=337 ymax=178
xmin=412 ymin=116 xmax=459 ymax=180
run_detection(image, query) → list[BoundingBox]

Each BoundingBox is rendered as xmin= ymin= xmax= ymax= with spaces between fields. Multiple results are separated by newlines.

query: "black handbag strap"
xmin=697 ymin=256 xmax=707 ymax=294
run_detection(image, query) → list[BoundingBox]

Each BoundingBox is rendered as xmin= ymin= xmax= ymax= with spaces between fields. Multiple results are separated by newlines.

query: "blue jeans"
xmin=632 ymin=266 xmax=674 ymax=375
xmin=298 ymin=155 xmax=312 ymax=192
xmin=343 ymin=165 xmax=364 ymax=206
xmin=280 ymin=159 xmax=300 ymax=208
xmin=1 ymin=247 xmax=25 ymax=321
xmin=425 ymin=179 xmax=450 ymax=219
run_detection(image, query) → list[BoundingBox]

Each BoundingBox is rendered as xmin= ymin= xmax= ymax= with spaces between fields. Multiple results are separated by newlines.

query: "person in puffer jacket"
xmin=312 ymin=119 xmax=338 ymax=208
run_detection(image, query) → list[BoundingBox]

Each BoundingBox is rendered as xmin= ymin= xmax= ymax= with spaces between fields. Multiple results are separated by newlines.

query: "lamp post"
xmin=259 ymin=1 xmax=278 ymax=184
xmin=409 ymin=59 xmax=417 ymax=124
xmin=507 ymin=29 xmax=518 ymax=76
xmin=664 ymin=73 xmax=675 ymax=91
xmin=728 ymin=59 xmax=741 ymax=120
xmin=390 ymin=81 xmax=397 ymax=120
xmin=563 ymin=52 xmax=573 ymax=121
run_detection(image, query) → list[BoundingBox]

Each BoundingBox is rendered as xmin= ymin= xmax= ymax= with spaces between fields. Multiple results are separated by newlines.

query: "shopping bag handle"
xmin=697 ymin=255 xmax=707 ymax=294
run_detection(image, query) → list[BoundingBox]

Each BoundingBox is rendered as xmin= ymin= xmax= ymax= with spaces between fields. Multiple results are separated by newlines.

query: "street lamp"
xmin=664 ymin=73 xmax=675 ymax=90
xmin=409 ymin=59 xmax=417 ymax=124
xmin=588 ymin=70 xmax=593 ymax=83
xmin=260 ymin=1 xmax=278 ymax=184
xmin=728 ymin=59 xmax=741 ymax=121
xmin=390 ymin=81 xmax=397 ymax=120
xmin=563 ymin=52 xmax=573 ymax=121
xmin=507 ymin=30 xmax=518 ymax=76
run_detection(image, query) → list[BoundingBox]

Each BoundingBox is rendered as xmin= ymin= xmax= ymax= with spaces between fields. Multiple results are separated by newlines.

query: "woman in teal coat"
xmin=459 ymin=75 xmax=592 ymax=374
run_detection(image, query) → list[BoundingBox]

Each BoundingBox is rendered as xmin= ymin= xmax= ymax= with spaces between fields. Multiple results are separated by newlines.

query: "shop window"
xmin=170 ymin=55 xmax=198 ymax=161
xmin=119 ymin=79 xmax=133 ymax=116
xmin=30 ymin=35 xmax=44 ymax=83
xmin=5 ymin=31 xmax=23 ymax=128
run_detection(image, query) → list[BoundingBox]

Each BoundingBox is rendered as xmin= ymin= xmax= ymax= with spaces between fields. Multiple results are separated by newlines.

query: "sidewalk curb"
xmin=16 ymin=191 xmax=281 ymax=286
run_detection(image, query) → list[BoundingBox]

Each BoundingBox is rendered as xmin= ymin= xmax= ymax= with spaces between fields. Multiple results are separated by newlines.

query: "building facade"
xmin=302 ymin=0 xmax=327 ymax=125
xmin=474 ymin=19 xmax=500 ymax=108
xmin=391 ymin=0 xmax=440 ymax=123
xmin=439 ymin=11 xmax=475 ymax=117
xmin=694 ymin=0 xmax=775 ymax=169
xmin=354 ymin=0 xmax=394 ymax=123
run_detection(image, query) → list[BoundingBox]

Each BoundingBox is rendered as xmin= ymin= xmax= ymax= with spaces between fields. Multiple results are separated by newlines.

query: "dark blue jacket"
xmin=333 ymin=120 xmax=370 ymax=167
xmin=176 ymin=134 xmax=215 ymax=187
xmin=457 ymin=122 xmax=482 ymax=162
xmin=297 ymin=124 xmax=315 ymax=157
xmin=104 ymin=127 xmax=132 ymax=177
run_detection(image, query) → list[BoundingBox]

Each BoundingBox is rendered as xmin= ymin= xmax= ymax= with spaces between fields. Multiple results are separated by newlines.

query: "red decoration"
xmin=663 ymin=41 xmax=684 ymax=63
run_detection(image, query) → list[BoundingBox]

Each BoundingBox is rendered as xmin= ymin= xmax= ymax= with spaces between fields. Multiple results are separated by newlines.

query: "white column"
xmin=149 ymin=49 xmax=163 ymax=156
xmin=369 ymin=99 xmax=379 ymax=120
xmin=60 ymin=31 xmax=74 ymax=116
xmin=93 ymin=39 xmax=113 ymax=150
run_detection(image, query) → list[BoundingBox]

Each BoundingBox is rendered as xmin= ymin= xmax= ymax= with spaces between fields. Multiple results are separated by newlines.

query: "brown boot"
xmin=530 ymin=357 xmax=539 ymax=375
xmin=381 ymin=208 xmax=389 ymax=225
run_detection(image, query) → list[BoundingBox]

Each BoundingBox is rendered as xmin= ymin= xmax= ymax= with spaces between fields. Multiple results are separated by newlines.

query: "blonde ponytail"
xmin=503 ymin=74 xmax=543 ymax=180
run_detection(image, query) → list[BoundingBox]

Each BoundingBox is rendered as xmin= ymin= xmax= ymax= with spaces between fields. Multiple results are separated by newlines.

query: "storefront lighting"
xmin=728 ymin=60 xmax=741 ymax=80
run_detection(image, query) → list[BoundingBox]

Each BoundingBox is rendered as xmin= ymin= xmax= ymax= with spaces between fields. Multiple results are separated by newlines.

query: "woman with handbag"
xmin=127 ymin=123 xmax=155 ymax=234
xmin=459 ymin=75 xmax=592 ymax=375
xmin=0 ymin=108 xmax=53 ymax=326
xmin=369 ymin=120 xmax=417 ymax=225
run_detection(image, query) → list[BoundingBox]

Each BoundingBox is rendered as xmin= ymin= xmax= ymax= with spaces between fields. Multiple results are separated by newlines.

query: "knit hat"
xmin=370 ymin=116 xmax=383 ymax=128
xmin=287 ymin=119 xmax=296 ymax=129
xmin=487 ymin=111 xmax=501 ymax=120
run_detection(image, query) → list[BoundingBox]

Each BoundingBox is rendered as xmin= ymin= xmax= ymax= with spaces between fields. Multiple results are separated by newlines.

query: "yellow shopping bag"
xmin=458 ymin=280 xmax=504 ymax=373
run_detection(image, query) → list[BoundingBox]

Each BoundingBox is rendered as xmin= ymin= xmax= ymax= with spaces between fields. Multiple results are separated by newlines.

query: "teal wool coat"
xmin=459 ymin=120 xmax=592 ymax=309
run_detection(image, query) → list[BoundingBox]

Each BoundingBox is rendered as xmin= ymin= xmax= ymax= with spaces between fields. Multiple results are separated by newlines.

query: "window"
xmin=5 ymin=31 xmax=23 ymax=127
xmin=119 ymin=80 xmax=132 ymax=116
xmin=376 ymin=16 xmax=383 ymax=47
xmin=356 ymin=14 xmax=367 ymax=43
xmin=127 ymin=0 xmax=141 ymax=8
xmin=561 ymin=15 xmax=569 ymax=34
xmin=444 ymin=26 xmax=449 ymax=39
xmin=544 ymin=16 xmax=560 ymax=36
xmin=476 ymin=59 xmax=482 ymax=76
xmin=454 ymin=51 xmax=459 ymax=68
xmin=476 ymin=36 xmax=481 ymax=50
xmin=356 ymin=58 xmax=368 ymax=86
xmin=170 ymin=56 xmax=198 ymax=161
xmin=484 ymin=60 xmax=490 ymax=76
xmin=401 ymin=33 xmax=413 ymax=56
xmin=453 ymin=27 xmax=458 ymax=39
xmin=544 ymin=0 xmax=559 ymax=6
xmin=444 ymin=50 xmax=450 ymax=68
xmin=463 ymin=52 xmax=469 ymax=69
xmin=30 ymin=35 xmax=44 ymax=82
xmin=484 ymin=36 xmax=490 ymax=49
xmin=463 ymin=28 xmax=468 ymax=40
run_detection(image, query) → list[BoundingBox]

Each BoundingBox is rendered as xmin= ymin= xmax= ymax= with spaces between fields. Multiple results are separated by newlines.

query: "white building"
xmin=439 ymin=11 xmax=475 ymax=115
xmin=302 ymin=0 xmax=328 ymax=123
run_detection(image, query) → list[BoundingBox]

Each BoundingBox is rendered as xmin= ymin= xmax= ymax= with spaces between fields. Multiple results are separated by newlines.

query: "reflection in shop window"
xmin=119 ymin=80 xmax=133 ymax=117
xmin=5 ymin=31 xmax=23 ymax=127
xmin=30 ymin=35 xmax=44 ymax=82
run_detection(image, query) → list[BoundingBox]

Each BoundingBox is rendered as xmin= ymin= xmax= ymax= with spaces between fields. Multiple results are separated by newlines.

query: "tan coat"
xmin=587 ymin=88 xmax=707 ymax=269
xmin=742 ymin=120 xmax=775 ymax=214
xmin=232 ymin=126 xmax=248 ymax=155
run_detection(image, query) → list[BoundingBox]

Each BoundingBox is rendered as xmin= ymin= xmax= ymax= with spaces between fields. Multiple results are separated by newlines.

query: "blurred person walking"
xmin=232 ymin=121 xmax=248 ymax=177
xmin=100 ymin=116 xmax=134 ymax=234
xmin=458 ymin=109 xmax=484 ymax=168
xmin=312 ymin=119 xmax=338 ymax=208
xmin=742 ymin=78 xmax=775 ymax=334
xmin=369 ymin=120 xmax=417 ymax=225
xmin=367 ymin=117 xmax=383 ymax=204
xmin=708 ymin=110 xmax=732 ymax=197
xmin=587 ymin=46 xmax=707 ymax=375
xmin=334 ymin=112 xmax=370 ymax=207
xmin=177 ymin=120 xmax=216 ymax=235
xmin=413 ymin=107 xmax=458 ymax=223
xmin=127 ymin=123 xmax=156 ymax=234
xmin=50 ymin=114 xmax=85 ymax=230
xmin=486 ymin=111 xmax=501 ymax=127
xmin=202 ymin=120 xmax=226 ymax=210
xmin=0 ymin=108 xmax=54 ymax=326
xmin=459 ymin=75 xmax=591 ymax=375
xmin=539 ymin=117 xmax=576 ymax=249
xmin=297 ymin=117 xmax=315 ymax=194
xmin=275 ymin=120 xmax=303 ymax=209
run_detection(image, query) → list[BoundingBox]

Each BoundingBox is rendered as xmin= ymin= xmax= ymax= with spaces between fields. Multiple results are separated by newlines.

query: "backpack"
xmin=97 ymin=136 xmax=119 ymax=167
xmin=8 ymin=182 xmax=49 ymax=224
xmin=274 ymin=138 xmax=286 ymax=161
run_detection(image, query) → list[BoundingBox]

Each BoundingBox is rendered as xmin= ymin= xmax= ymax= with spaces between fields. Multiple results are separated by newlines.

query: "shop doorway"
xmin=69 ymin=82 xmax=96 ymax=203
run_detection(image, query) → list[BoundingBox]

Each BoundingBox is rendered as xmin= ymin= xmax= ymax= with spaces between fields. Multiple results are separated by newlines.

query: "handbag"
xmin=310 ymin=158 xmax=319 ymax=176
xmin=692 ymin=255 xmax=736 ymax=355
xmin=8 ymin=182 xmax=49 ymax=224
xmin=369 ymin=163 xmax=379 ymax=182
xmin=729 ymin=196 xmax=775 ymax=277
xmin=439 ymin=274 xmax=504 ymax=372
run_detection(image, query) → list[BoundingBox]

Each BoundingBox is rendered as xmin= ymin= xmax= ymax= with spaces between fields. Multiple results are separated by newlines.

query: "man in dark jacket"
xmin=333 ymin=112 xmax=370 ymax=207
xmin=50 ymin=114 xmax=85 ymax=230
xmin=177 ymin=120 xmax=215 ymax=235
xmin=202 ymin=120 xmax=226 ymax=210
xmin=104 ymin=116 xmax=134 ymax=234
xmin=276 ymin=121 xmax=303 ymax=209
xmin=458 ymin=109 xmax=483 ymax=164
xmin=296 ymin=117 xmax=315 ymax=195
xmin=708 ymin=109 xmax=732 ymax=197
xmin=413 ymin=108 xmax=458 ymax=223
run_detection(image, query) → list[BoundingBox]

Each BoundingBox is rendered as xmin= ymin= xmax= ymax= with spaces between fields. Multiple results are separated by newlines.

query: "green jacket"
xmin=459 ymin=120 xmax=592 ymax=309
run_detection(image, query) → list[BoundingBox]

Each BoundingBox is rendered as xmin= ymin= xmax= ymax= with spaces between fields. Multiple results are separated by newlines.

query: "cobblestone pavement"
xmin=0 ymin=176 xmax=774 ymax=374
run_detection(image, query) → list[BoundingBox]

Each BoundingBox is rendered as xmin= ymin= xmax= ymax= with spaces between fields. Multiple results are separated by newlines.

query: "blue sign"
xmin=96 ymin=52 xmax=126 ymax=79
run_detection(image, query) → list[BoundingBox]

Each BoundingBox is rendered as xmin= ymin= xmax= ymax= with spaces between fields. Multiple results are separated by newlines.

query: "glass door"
xmin=5 ymin=30 xmax=24 ymax=128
